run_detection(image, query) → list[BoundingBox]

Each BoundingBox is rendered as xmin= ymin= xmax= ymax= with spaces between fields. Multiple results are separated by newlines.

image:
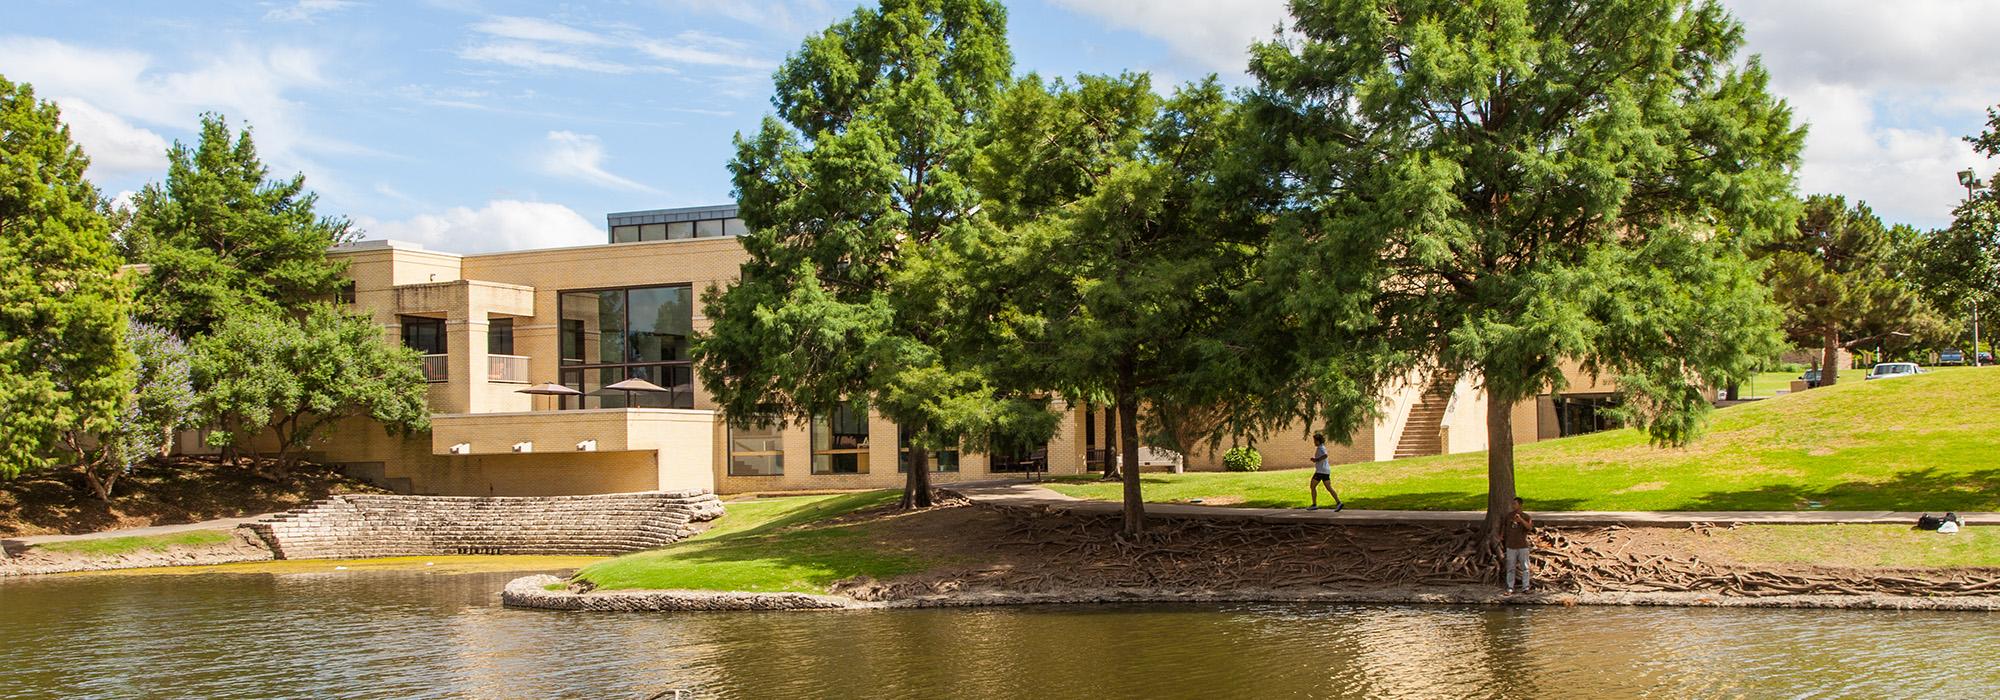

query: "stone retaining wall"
xmin=244 ymin=490 xmax=724 ymax=559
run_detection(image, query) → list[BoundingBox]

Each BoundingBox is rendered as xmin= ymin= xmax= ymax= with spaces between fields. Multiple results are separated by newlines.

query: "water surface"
xmin=2 ymin=570 xmax=1994 ymax=698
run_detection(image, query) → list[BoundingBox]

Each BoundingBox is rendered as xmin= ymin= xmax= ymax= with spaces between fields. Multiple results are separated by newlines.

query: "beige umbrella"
xmin=603 ymin=377 xmax=671 ymax=407
xmin=516 ymin=382 xmax=582 ymax=410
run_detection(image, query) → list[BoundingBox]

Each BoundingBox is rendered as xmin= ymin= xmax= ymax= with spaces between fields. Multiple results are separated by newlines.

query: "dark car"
xmin=1982 ymin=351 xmax=1995 ymax=365
xmin=1800 ymin=369 xmax=1822 ymax=388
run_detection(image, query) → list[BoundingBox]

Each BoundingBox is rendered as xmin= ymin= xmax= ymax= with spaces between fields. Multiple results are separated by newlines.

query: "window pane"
xmin=627 ymin=286 xmax=692 ymax=363
xmin=594 ymin=290 xmax=626 ymax=364
xmin=667 ymin=221 xmax=694 ymax=240
xmin=488 ymin=318 xmax=514 ymax=355
xmin=812 ymin=402 xmax=870 ymax=474
xmin=594 ymin=367 xmax=629 ymax=409
xmin=897 ymin=425 xmax=959 ymax=473
xmin=728 ymin=417 xmax=783 ymax=476
xmin=694 ymin=219 xmax=724 ymax=238
xmin=612 ymin=225 xmax=640 ymax=243
xmin=723 ymin=218 xmax=747 ymax=236
xmin=640 ymin=223 xmax=667 ymax=241
xmin=399 ymin=316 xmax=445 ymax=355
xmin=626 ymin=364 xmax=693 ymax=409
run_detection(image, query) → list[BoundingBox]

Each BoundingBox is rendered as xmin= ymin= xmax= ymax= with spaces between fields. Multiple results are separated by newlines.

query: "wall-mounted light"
xmin=577 ymin=440 xmax=597 ymax=452
xmin=512 ymin=441 xmax=533 ymax=453
xmin=449 ymin=443 xmax=471 ymax=455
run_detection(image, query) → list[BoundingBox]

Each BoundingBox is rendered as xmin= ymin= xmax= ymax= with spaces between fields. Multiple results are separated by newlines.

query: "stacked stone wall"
xmin=244 ymin=490 xmax=724 ymax=559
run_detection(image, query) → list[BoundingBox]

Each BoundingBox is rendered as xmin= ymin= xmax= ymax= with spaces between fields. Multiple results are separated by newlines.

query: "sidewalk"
xmin=946 ymin=482 xmax=1993 ymax=528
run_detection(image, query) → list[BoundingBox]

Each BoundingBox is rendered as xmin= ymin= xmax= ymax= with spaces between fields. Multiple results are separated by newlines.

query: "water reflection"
xmin=1 ymin=572 xmax=1995 ymax=699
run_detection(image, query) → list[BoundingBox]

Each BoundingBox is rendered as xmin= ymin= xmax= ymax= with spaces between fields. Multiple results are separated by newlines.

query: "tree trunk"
xmin=900 ymin=442 xmax=933 ymax=510
xmin=1117 ymin=384 xmax=1145 ymax=536
xmin=1099 ymin=405 xmax=1121 ymax=481
xmin=81 ymin=464 xmax=117 ymax=502
xmin=1483 ymin=394 xmax=1517 ymax=542
xmin=1820 ymin=326 xmax=1841 ymax=387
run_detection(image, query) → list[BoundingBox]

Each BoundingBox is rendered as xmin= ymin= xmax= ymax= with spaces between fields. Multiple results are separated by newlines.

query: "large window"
xmin=400 ymin=316 xmax=446 ymax=355
xmin=1082 ymin=405 xmax=1116 ymax=472
xmin=557 ymin=285 xmax=694 ymax=409
xmin=896 ymin=425 xmax=959 ymax=473
xmin=1554 ymin=394 xmax=1619 ymax=438
xmin=729 ymin=417 xmax=784 ymax=476
xmin=488 ymin=317 xmax=514 ymax=355
xmin=610 ymin=217 xmax=748 ymax=244
xmin=812 ymin=402 xmax=870 ymax=474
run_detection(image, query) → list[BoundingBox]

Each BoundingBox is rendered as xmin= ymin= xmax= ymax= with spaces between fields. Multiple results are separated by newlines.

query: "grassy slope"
xmin=1712 ymin=525 xmax=2000 ymax=569
xmin=34 ymin=530 xmax=236 ymax=556
xmin=577 ymin=491 xmax=924 ymax=593
xmin=1047 ymin=367 xmax=2000 ymax=512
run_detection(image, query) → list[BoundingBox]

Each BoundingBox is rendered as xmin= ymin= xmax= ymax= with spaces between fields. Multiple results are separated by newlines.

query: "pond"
xmin=1 ymin=569 xmax=1994 ymax=698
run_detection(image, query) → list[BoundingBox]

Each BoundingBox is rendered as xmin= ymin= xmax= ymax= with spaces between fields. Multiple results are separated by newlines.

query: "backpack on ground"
xmin=1916 ymin=514 xmax=1943 ymax=531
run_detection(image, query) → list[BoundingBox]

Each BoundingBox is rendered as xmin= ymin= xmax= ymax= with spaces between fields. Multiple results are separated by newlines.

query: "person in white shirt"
xmin=1307 ymin=433 xmax=1343 ymax=511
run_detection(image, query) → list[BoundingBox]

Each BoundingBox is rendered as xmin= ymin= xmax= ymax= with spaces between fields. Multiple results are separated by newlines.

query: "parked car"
xmin=1982 ymin=351 xmax=1994 ymax=365
xmin=1939 ymin=348 xmax=1966 ymax=365
xmin=1865 ymin=362 xmax=1922 ymax=380
xmin=1800 ymin=369 xmax=1822 ymax=388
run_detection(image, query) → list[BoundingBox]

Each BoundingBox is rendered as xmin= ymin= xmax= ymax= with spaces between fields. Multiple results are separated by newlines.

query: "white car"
xmin=1865 ymin=362 xmax=1922 ymax=380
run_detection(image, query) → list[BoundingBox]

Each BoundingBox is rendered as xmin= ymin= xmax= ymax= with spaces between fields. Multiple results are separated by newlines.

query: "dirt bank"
xmin=511 ymin=500 xmax=2000 ymax=612
xmin=0 ymin=458 xmax=384 ymax=537
xmin=0 ymin=529 xmax=274 ymax=577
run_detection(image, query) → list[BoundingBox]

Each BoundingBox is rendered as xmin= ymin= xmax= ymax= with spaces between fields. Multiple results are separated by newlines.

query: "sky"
xmin=4 ymin=0 xmax=1998 ymax=253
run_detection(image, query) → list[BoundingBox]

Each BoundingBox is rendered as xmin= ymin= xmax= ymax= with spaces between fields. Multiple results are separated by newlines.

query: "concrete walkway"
xmin=5 ymin=513 xmax=275 ymax=548
xmin=947 ymin=481 xmax=1993 ymax=528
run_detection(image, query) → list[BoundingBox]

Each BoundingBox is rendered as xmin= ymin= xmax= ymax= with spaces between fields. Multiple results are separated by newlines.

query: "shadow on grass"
xmin=1680 ymin=468 xmax=2000 ymax=512
xmin=1 ymin=458 xmax=371 ymax=536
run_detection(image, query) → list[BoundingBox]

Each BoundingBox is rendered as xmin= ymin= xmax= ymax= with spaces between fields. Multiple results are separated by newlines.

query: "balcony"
xmin=421 ymin=354 xmax=449 ymax=382
xmin=488 ymin=354 xmax=529 ymax=383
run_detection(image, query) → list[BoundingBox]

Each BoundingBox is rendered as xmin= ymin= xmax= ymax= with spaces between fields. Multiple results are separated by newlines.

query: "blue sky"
xmin=4 ymin=0 xmax=1998 ymax=252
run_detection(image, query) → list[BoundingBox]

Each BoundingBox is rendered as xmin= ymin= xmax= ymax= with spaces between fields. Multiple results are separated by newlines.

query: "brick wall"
xmin=243 ymin=490 xmax=725 ymax=559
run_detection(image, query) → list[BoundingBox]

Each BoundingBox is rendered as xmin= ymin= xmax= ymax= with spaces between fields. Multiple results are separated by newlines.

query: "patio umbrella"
xmin=516 ymin=382 xmax=582 ymax=410
xmin=603 ymin=377 xmax=671 ymax=407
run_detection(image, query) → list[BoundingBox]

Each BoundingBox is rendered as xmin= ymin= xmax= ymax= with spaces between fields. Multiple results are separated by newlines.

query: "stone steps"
xmin=242 ymin=491 xmax=726 ymax=560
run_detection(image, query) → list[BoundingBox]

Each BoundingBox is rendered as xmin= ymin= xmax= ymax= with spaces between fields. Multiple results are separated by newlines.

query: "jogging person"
xmin=1306 ymin=433 xmax=1343 ymax=511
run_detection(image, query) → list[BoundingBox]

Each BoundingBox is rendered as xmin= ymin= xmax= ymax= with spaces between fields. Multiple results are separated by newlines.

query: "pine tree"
xmin=0 ymin=75 xmax=132 ymax=479
xmin=1764 ymin=195 xmax=1932 ymax=383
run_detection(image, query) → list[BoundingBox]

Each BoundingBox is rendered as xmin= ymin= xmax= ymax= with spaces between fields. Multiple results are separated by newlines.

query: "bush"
xmin=1222 ymin=446 xmax=1262 ymax=472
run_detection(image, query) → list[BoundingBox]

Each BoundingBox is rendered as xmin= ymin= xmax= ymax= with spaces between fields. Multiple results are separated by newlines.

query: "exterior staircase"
xmin=1393 ymin=375 xmax=1457 ymax=459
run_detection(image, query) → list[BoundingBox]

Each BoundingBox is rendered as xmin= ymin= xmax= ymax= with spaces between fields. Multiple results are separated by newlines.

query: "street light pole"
xmin=1958 ymin=169 xmax=1983 ymax=367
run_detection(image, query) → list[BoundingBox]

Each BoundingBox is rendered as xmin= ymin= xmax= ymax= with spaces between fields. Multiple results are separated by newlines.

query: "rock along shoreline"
xmin=500 ymin=574 xmax=2000 ymax=613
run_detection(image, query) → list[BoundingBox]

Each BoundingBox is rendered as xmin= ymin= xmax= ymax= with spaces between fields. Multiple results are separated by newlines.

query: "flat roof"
xmin=605 ymin=203 xmax=738 ymax=228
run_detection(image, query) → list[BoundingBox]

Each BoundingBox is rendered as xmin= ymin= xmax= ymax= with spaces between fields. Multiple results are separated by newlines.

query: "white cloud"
xmin=661 ymin=0 xmax=838 ymax=36
xmin=0 ymin=36 xmax=335 ymax=181
xmin=265 ymin=0 xmax=358 ymax=23
xmin=640 ymin=31 xmax=773 ymax=69
xmin=48 ymin=97 xmax=169 ymax=177
xmin=1045 ymin=0 xmax=1287 ymax=74
xmin=537 ymin=130 xmax=659 ymax=193
xmin=458 ymin=42 xmax=651 ymax=74
xmin=355 ymin=200 xmax=604 ymax=253
xmin=471 ymin=16 xmax=609 ymax=45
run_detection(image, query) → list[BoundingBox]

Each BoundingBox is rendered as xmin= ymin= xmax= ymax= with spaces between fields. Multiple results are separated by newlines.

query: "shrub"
xmin=1222 ymin=446 xmax=1262 ymax=472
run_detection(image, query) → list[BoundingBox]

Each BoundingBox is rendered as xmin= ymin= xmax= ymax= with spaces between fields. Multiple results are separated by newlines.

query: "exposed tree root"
xmin=834 ymin=505 xmax=2000 ymax=601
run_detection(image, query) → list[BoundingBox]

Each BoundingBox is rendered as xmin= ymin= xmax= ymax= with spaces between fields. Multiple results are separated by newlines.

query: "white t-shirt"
xmin=1313 ymin=445 xmax=1330 ymax=474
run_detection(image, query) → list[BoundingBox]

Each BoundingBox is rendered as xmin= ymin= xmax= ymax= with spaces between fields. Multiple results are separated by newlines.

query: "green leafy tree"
xmin=127 ymin=114 xmax=356 ymax=338
xmin=937 ymin=76 xmax=1252 ymax=533
xmin=0 ymin=75 xmax=132 ymax=479
xmin=1242 ymin=0 xmax=1802 ymax=533
xmin=59 ymin=322 xmax=194 ymax=501
xmin=192 ymin=305 xmax=429 ymax=477
xmin=1763 ymin=196 xmax=1934 ymax=382
xmin=695 ymin=0 xmax=1031 ymax=510
xmin=1924 ymin=107 xmax=2000 ymax=358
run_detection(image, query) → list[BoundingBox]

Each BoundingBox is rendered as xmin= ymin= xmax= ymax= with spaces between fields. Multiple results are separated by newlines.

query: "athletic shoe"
xmin=1334 ymin=503 xmax=1345 ymax=512
xmin=1307 ymin=505 xmax=1318 ymax=511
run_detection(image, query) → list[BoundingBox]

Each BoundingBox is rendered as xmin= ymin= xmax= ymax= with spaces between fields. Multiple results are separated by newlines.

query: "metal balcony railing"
xmin=488 ymin=354 xmax=529 ymax=383
xmin=421 ymin=354 xmax=449 ymax=383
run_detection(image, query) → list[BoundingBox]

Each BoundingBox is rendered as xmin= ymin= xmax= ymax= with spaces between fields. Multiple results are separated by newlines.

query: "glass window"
xmin=488 ymin=318 xmax=514 ymax=355
xmin=812 ymin=402 xmax=870 ymax=474
xmin=627 ymin=286 xmax=693 ymax=363
xmin=667 ymin=221 xmax=694 ymax=240
xmin=336 ymin=279 xmax=357 ymax=305
xmin=612 ymin=225 xmax=641 ymax=243
xmin=896 ymin=425 xmax=959 ymax=473
xmin=640 ymin=223 xmax=667 ymax=241
xmin=729 ymin=417 xmax=784 ymax=476
xmin=724 ymin=218 xmax=747 ymax=236
xmin=400 ymin=316 xmax=446 ymax=355
xmin=557 ymin=285 xmax=696 ymax=410
xmin=694 ymin=219 xmax=725 ymax=238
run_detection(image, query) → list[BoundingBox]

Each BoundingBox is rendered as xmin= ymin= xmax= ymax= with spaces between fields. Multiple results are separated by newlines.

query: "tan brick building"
xmin=284 ymin=204 xmax=1642 ymax=496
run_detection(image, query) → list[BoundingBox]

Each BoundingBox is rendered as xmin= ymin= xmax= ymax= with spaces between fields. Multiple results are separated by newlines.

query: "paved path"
xmin=5 ymin=513 xmax=274 ymax=548
xmin=947 ymin=481 xmax=1994 ymax=528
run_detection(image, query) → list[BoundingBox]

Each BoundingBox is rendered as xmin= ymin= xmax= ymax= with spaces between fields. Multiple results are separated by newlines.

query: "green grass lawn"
xmin=1714 ymin=524 xmax=2000 ymax=569
xmin=34 ymin=529 xmax=236 ymax=556
xmin=1739 ymin=370 xmax=1805 ymax=398
xmin=1047 ymin=367 xmax=2000 ymax=512
xmin=576 ymin=490 xmax=928 ymax=593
